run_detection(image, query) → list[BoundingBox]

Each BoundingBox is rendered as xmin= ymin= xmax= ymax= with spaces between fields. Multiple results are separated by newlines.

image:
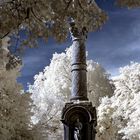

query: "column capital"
xmin=69 ymin=22 xmax=88 ymax=41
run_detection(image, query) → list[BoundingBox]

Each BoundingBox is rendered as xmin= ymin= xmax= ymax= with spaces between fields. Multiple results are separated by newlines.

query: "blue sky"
xmin=17 ymin=1 xmax=140 ymax=90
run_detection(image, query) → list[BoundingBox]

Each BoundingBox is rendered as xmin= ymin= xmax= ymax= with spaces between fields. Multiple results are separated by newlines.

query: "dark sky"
xmin=17 ymin=1 xmax=140 ymax=90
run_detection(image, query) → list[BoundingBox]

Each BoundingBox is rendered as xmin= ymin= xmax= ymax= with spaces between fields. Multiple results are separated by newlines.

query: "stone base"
xmin=61 ymin=101 xmax=97 ymax=140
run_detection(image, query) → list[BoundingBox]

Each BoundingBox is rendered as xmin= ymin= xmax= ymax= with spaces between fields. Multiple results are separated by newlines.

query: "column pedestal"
xmin=61 ymin=101 xmax=97 ymax=140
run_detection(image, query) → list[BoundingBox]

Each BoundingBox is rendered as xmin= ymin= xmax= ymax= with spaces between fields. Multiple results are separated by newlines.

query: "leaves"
xmin=0 ymin=37 xmax=33 ymax=139
xmin=97 ymin=62 xmax=140 ymax=140
xmin=0 ymin=0 xmax=107 ymax=47
xmin=28 ymin=46 xmax=113 ymax=139
xmin=117 ymin=0 xmax=140 ymax=8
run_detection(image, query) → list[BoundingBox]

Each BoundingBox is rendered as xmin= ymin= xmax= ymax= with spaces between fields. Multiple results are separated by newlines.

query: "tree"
xmin=97 ymin=62 xmax=140 ymax=140
xmin=0 ymin=37 xmax=33 ymax=140
xmin=1 ymin=0 xmax=140 ymax=139
xmin=1 ymin=0 xmax=140 ymax=47
xmin=117 ymin=0 xmax=140 ymax=8
xmin=0 ymin=0 xmax=106 ymax=47
xmin=28 ymin=46 xmax=113 ymax=139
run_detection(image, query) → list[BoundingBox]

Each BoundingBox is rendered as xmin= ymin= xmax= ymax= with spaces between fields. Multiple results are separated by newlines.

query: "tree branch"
xmin=64 ymin=0 xmax=72 ymax=11
xmin=30 ymin=7 xmax=43 ymax=23
xmin=0 ymin=32 xmax=10 ymax=39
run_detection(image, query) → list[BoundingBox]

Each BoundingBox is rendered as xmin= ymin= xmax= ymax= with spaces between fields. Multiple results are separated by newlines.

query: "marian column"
xmin=61 ymin=22 xmax=97 ymax=140
xmin=70 ymin=22 xmax=88 ymax=101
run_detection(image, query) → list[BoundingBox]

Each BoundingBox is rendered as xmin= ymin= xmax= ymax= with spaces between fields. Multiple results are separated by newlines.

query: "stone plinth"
xmin=61 ymin=101 xmax=97 ymax=140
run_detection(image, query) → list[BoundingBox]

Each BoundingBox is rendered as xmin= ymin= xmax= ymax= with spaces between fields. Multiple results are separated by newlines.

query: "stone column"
xmin=61 ymin=23 xmax=97 ymax=140
xmin=70 ymin=22 xmax=88 ymax=101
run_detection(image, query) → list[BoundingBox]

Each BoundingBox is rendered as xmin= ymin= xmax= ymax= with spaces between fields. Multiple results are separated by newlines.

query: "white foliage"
xmin=0 ymin=37 xmax=10 ymax=70
xmin=0 ymin=37 xmax=33 ymax=140
xmin=97 ymin=62 xmax=140 ymax=140
xmin=29 ymin=46 xmax=113 ymax=139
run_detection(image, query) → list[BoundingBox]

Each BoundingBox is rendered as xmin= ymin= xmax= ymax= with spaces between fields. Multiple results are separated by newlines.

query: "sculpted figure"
xmin=74 ymin=118 xmax=83 ymax=140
